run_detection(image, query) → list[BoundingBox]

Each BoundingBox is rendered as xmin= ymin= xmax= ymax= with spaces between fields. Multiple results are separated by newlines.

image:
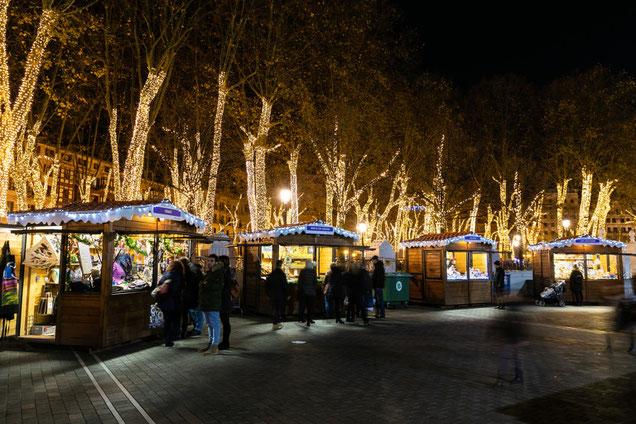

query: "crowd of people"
xmin=154 ymin=254 xmax=234 ymax=354
xmin=265 ymin=255 xmax=386 ymax=329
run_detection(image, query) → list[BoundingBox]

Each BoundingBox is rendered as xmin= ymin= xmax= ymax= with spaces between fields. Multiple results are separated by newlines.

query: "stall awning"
xmin=528 ymin=234 xmax=626 ymax=251
xmin=399 ymin=231 xmax=497 ymax=248
xmin=239 ymin=220 xmax=359 ymax=242
xmin=6 ymin=199 xmax=206 ymax=230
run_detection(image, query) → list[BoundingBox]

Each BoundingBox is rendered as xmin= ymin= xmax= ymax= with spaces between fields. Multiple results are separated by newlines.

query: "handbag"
xmin=151 ymin=279 xmax=171 ymax=301
xmin=149 ymin=304 xmax=164 ymax=329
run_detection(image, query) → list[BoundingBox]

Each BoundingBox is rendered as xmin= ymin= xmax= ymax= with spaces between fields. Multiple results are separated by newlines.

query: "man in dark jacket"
xmin=218 ymin=255 xmax=234 ymax=349
xmin=180 ymin=258 xmax=204 ymax=338
xmin=266 ymin=260 xmax=289 ymax=330
xmin=569 ymin=264 xmax=584 ymax=306
xmin=493 ymin=260 xmax=506 ymax=309
xmin=298 ymin=260 xmax=318 ymax=327
xmin=198 ymin=254 xmax=225 ymax=355
xmin=371 ymin=256 xmax=386 ymax=318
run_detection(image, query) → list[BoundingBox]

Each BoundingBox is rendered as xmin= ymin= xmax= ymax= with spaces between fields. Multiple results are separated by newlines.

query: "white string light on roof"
xmin=527 ymin=234 xmax=625 ymax=251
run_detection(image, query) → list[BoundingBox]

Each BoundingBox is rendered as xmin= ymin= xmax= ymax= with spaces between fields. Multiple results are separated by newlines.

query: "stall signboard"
xmin=305 ymin=225 xmax=335 ymax=236
xmin=575 ymin=238 xmax=601 ymax=245
xmin=152 ymin=205 xmax=182 ymax=221
xmin=463 ymin=235 xmax=483 ymax=242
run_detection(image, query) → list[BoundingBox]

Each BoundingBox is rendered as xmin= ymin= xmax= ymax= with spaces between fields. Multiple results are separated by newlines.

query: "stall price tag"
xmin=305 ymin=225 xmax=335 ymax=236
xmin=152 ymin=206 xmax=182 ymax=221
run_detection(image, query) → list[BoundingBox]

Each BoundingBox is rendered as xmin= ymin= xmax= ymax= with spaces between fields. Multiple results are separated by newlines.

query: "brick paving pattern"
xmin=1 ymin=305 xmax=635 ymax=423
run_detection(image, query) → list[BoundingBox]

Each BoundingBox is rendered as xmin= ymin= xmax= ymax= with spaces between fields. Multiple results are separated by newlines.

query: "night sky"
xmin=398 ymin=3 xmax=636 ymax=87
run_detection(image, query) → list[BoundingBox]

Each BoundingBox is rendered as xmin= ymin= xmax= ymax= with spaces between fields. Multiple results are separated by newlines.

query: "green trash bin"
xmin=383 ymin=273 xmax=411 ymax=308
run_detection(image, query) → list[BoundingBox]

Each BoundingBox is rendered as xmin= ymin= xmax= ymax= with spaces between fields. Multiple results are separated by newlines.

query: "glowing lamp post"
xmin=562 ymin=219 xmax=571 ymax=237
xmin=357 ymin=222 xmax=368 ymax=246
xmin=280 ymin=189 xmax=291 ymax=225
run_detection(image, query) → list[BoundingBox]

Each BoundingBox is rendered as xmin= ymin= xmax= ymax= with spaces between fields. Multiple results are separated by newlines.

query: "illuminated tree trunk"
xmin=242 ymin=97 xmax=272 ymax=231
xmin=286 ymin=144 xmax=301 ymax=224
xmin=0 ymin=4 xmax=58 ymax=216
xmin=103 ymin=168 xmax=112 ymax=201
xmin=588 ymin=180 xmax=616 ymax=237
xmin=555 ymin=178 xmax=571 ymax=238
xmin=14 ymin=122 xmax=40 ymax=210
xmin=484 ymin=204 xmax=494 ymax=240
xmin=204 ymin=72 xmax=227 ymax=234
xmin=469 ymin=190 xmax=481 ymax=233
xmin=576 ymin=167 xmax=593 ymax=235
xmin=493 ymin=178 xmax=512 ymax=252
xmin=121 ymin=68 xmax=167 ymax=200
xmin=108 ymin=108 xmax=121 ymax=201
xmin=46 ymin=154 xmax=60 ymax=208
xmin=324 ymin=183 xmax=334 ymax=226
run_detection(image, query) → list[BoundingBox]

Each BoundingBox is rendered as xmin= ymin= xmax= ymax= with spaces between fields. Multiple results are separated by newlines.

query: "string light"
xmin=239 ymin=220 xmax=359 ymax=242
xmin=576 ymin=167 xmax=593 ymax=235
xmin=121 ymin=68 xmax=167 ymax=200
xmin=588 ymin=180 xmax=617 ymax=237
xmin=555 ymin=178 xmax=571 ymax=238
xmin=528 ymin=234 xmax=625 ymax=251
xmin=469 ymin=190 xmax=481 ymax=233
xmin=400 ymin=232 xmax=497 ymax=249
xmin=204 ymin=72 xmax=227 ymax=234
xmin=108 ymin=108 xmax=121 ymax=201
xmin=0 ymin=5 xmax=58 ymax=216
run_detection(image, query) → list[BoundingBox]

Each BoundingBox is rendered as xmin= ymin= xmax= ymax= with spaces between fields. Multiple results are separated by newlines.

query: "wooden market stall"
xmin=400 ymin=232 xmax=497 ymax=306
xmin=529 ymin=235 xmax=626 ymax=303
xmin=236 ymin=221 xmax=362 ymax=315
xmin=7 ymin=200 xmax=205 ymax=348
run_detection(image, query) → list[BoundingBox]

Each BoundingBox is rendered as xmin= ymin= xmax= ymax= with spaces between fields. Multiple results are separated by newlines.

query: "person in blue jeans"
xmin=198 ymin=254 xmax=225 ymax=355
xmin=371 ymin=256 xmax=385 ymax=318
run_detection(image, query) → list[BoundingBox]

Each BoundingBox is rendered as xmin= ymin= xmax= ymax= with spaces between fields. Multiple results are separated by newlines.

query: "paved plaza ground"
xmin=1 ymin=305 xmax=635 ymax=424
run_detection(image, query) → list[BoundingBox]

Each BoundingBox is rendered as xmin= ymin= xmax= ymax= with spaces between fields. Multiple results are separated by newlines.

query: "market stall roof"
xmin=399 ymin=231 xmax=497 ymax=248
xmin=528 ymin=234 xmax=626 ymax=251
xmin=6 ymin=199 xmax=206 ymax=230
xmin=239 ymin=220 xmax=359 ymax=242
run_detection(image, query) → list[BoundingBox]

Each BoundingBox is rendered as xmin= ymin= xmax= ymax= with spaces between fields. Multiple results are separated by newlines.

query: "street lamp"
xmin=280 ymin=189 xmax=291 ymax=225
xmin=357 ymin=222 xmax=368 ymax=246
xmin=562 ymin=219 xmax=571 ymax=237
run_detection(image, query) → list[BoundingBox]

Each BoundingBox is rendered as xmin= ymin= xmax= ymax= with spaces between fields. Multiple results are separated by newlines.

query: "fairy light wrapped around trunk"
xmin=576 ymin=167 xmax=593 ymax=235
xmin=0 ymin=4 xmax=58 ymax=216
xmin=555 ymin=178 xmax=571 ymax=238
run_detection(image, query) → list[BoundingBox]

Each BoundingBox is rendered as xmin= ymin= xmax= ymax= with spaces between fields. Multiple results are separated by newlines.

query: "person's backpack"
xmin=231 ymin=279 xmax=241 ymax=299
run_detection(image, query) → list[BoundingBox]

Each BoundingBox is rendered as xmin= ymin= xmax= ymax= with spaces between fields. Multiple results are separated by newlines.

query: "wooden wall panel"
xmin=407 ymin=249 xmax=422 ymax=274
xmin=445 ymin=281 xmax=468 ymax=305
xmin=409 ymin=275 xmax=424 ymax=303
xmin=424 ymin=279 xmax=444 ymax=305
xmin=468 ymin=280 xmax=492 ymax=304
xmin=104 ymin=292 xmax=153 ymax=346
xmin=425 ymin=251 xmax=442 ymax=279
xmin=532 ymin=252 xmax=541 ymax=277
xmin=541 ymin=252 xmax=551 ymax=277
xmin=58 ymin=294 xmax=101 ymax=346
xmin=586 ymin=280 xmax=623 ymax=303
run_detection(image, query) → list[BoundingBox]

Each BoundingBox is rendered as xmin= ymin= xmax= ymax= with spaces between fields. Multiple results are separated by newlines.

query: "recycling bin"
xmin=383 ymin=273 xmax=411 ymax=307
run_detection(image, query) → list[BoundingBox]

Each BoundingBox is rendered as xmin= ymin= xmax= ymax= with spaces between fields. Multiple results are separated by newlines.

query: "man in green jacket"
xmin=198 ymin=254 xmax=225 ymax=355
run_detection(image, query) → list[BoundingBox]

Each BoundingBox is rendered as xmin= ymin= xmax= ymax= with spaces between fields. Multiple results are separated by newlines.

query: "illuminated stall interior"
xmin=236 ymin=221 xmax=362 ymax=314
xmin=401 ymin=232 xmax=497 ymax=306
xmin=7 ymin=200 xmax=205 ymax=348
xmin=530 ymin=235 xmax=625 ymax=303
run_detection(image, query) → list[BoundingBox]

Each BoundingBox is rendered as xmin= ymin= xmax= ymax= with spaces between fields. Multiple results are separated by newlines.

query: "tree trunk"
xmin=469 ymin=191 xmax=481 ymax=233
xmin=555 ymin=178 xmax=571 ymax=238
xmin=243 ymin=141 xmax=256 ymax=231
xmin=204 ymin=72 xmax=227 ymax=234
xmin=121 ymin=68 xmax=167 ymax=200
xmin=0 ymin=6 xmax=57 ymax=215
xmin=324 ymin=182 xmax=334 ymax=226
xmin=286 ymin=144 xmax=300 ymax=224
xmin=576 ymin=167 xmax=593 ymax=235
xmin=108 ymin=108 xmax=121 ymax=201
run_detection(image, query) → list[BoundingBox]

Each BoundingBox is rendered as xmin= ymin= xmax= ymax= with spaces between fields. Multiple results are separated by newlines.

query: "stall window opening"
xmin=553 ymin=254 xmax=585 ymax=280
xmin=280 ymin=245 xmax=314 ymax=279
xmin=112 ymin=234 xmax=153 ymax=293
xmin=446 ymin=251 xmax=467 ymax=280
xmin=470 ymin=253 xmax=489 ymax=280
xmin=586 ymin=254 xmax=618 ymax=280
xmin=66 ymin=234 xmax=102 ymax=293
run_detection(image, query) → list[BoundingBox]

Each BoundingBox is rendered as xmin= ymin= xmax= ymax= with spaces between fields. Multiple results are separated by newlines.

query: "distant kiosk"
xmin=364 ymin=240 xmax=396 ymax=272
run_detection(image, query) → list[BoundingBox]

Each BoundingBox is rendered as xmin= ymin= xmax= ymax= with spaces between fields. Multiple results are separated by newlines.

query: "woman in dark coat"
xmin=156 ymin=260 xmax=185 ymax=347
xmin=569 ymin=264 xmax=584 ymax=306
xmin=298 ymin=260 xmax=318 ymax=327
xmin=344 ymin=262 xmax=362 ymax=323
xmin=180 ymin=258 xmax=203 ymax=338
xmin=218 ymin=255 xmax=234 ymax=349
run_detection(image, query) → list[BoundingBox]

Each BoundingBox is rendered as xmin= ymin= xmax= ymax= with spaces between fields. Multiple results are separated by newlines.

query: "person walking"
xmin=360 ymin=263 xmax=371 ymax=325
xmin=328 ymin=263 xmax=345 ymax=323
xmin=156 ymin=260 xmax=185 ymax=347
xmin=569 ymin=264 xmax=584 ymax=306
xmin=298 ymin=260 xmax=318 ymax=327
xmin=198 ymin=254 xmax=225 ymax=355
xmin=491 ymin=303 xmax=528 ymax=387
xmin=218 ymin=255 xmax=234 ymax=349
xmin=493 ymin=260 xmax=506 ymax=309
xmin=180 ymin=257 xmax=203 ymax=338
xmin=323 ymin=266 xmax=335 ymax=319
xmin=266 ymin=260 xmax=289 ymax=330
xmin=371 ymin=256 xmax=386 ymax=318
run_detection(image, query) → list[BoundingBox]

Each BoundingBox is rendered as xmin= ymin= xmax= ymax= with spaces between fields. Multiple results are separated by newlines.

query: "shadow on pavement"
xmin=497 ymin=372 xmax=636 ymax=423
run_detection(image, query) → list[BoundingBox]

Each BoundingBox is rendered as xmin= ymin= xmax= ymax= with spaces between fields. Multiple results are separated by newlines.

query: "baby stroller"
xmin=535 ymin=280 xmax=566 ymax=307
